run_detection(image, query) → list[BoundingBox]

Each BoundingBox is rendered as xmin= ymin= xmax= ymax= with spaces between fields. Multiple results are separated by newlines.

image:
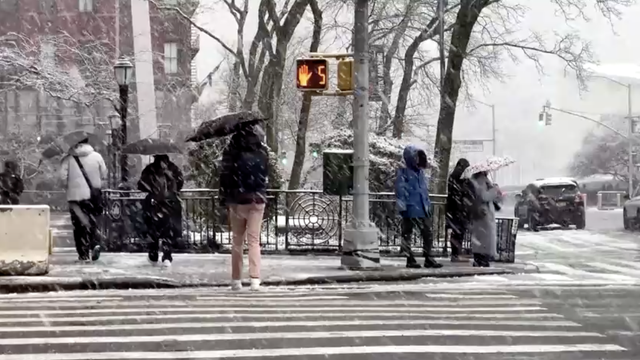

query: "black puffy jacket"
xmin=219 ymin=129 xmax=268 ymax=205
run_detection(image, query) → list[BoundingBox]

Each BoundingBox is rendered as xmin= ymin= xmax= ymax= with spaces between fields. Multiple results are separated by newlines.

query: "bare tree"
xmin=288 ymin=0 xmax=323 ymax=190
xmin=0 ymin=32 xmax=117 ymax=107
xmin=430 ymin=0 xmax=632 ymax=193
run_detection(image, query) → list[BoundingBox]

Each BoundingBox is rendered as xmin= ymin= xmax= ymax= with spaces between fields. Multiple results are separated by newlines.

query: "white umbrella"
xmin=461 ymin=156 xmax=516 ymax=179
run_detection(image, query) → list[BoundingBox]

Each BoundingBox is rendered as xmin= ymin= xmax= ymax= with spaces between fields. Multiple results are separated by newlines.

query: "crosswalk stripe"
xmin=530 ymin=273 xmax=574 ymax=281
xmin=0 ymin=344 xmax=626 ymax=359
xmin=0 ymin=306 xmax=548 ymax=316
xmin=0 ymin=329 xmax=605 ymax=346
xmin=0 ymin=298 xmax=542 ymax=308
xmin=0 ymin=318 xmax=579 ymax=332
xmin=0 ymin=312 xmax=567 ymax=325
xmin=532 ymin=262 xmax=636 ymax=282
xmin=587 ymin=262 xmax=640 ymax=277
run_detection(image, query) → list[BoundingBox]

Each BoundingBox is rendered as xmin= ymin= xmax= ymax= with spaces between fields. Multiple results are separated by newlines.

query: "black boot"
xmin=424 ymin=257 xmax=443 ymax=269
xmin=406 ymin=257 xmax=421 ymax=269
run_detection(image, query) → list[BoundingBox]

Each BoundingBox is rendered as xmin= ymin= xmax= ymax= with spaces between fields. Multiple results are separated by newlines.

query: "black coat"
xmin=446 ymin=159 xmax=472 ymax=230
xmin=0 ymin=162 xmax=24 ymax=205
xmin=220 ymin=130 xmax=268 ymax=205
xmin=138 ymin=158 xmax=184 ymax=240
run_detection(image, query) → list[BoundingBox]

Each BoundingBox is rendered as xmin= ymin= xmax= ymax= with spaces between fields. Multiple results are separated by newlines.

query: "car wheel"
xmin=528 ymin=214 xmax=539 ymax=232
xmin=575 ymin=213 xmax=586 ymax=230
xmin=623 ymin=209 xmax=630 ymax=230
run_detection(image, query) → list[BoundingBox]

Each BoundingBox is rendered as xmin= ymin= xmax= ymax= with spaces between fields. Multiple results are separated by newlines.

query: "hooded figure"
xmin=0 ymin=160 xmax=24 ymax=205
xmin=60 ymin=140 xmax=108 ymax=262
xmin=395 ymin=145 xmax=442 ymax=269
xmin=138 ymin=154 xmax=184 ymax=267
xmin=220 ymin=124 xmax=268 ymax=291
xmin=469 ymin=171 xmax=499 ymax=267
xmin=446 ymin=158 xmax=472 ymax=261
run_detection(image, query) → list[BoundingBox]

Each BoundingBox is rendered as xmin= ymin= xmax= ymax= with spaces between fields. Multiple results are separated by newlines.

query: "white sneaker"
xmin=230 ymin=280 xmax=242 ymax=291
xmin=250 ymin=278 xmax=261 ymax=291
xmin=162 ymin=259 xmax=172 ymax=268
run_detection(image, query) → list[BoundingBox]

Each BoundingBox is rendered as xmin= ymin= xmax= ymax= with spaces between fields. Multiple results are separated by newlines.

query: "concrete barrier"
xmin=0 ymin=205 xmax=51 ymax=275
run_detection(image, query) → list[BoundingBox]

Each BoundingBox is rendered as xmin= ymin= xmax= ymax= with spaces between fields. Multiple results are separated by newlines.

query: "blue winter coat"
xmin=395 ymin=145 xmax=431 ymax=218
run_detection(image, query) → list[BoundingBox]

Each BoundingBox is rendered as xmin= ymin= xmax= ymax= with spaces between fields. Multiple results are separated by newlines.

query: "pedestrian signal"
xmin=296 ymin=59 xmax=328 ymax=91
xmin=337 ymin=59 xmax=354 ymax=91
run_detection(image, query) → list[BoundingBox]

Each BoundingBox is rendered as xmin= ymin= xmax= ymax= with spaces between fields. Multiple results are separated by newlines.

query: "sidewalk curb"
xmin=0 ymin=268 xmax=517 ymax=294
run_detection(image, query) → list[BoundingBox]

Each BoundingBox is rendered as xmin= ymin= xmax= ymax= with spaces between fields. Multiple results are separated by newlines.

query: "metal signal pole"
xmin=341 ymin=0 xmax=380 ymax=269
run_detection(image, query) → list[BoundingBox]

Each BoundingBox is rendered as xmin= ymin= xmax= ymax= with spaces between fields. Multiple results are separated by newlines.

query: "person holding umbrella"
xmin=60 ymin=138 xmax=108 ymax=262
xmin=186 ymin=110 xmax=268 ymax=291
xmin=220 ymin=124 xmax=268 ymax=291
xmin=124 ymin=138 xmax=184 ymax=267
xmin=461 ymin=156 xmax=515 ymax=267
xmin=137 ymin=154 xmax=184 ymax=267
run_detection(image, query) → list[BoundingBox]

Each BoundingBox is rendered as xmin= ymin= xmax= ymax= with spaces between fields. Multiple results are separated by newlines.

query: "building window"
xmin=39 ymin=0 xmax=57 ymax=14
xmin=164 ymin=43 xmax=178 ymax=74
xmin=0 ymin=0 xmax=18 ymax=12
xmin=39 ymin=39 xmax=56 ymax=68
xmin=79 ymin=0 xmax=93 ymax=12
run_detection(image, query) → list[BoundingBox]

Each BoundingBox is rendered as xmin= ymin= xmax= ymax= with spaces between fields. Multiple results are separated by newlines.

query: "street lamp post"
xmin=107 ymin=112 xmax=121 ymax=188
xmin=113 ymin=58 xmax=134 ymax=185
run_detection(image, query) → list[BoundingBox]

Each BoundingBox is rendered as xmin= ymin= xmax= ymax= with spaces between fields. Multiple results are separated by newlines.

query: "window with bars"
xmin=164 ymin=43 xmax=178 ymax=74
xmin=79 ymin=0 xmax=93 ymax=12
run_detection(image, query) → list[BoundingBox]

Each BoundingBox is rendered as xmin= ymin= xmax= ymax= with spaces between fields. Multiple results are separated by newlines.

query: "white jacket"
xmin=60 ymin=144 xmax=108 ymax=202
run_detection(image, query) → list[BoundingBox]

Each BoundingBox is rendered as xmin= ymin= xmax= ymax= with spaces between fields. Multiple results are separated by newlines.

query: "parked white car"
xmin=623 ymin=186 xmax=640 ymax=230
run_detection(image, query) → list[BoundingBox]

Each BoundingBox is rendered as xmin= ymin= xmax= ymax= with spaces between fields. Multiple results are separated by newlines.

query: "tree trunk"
xmin=391 ymin=16 xmax=439 ymax=139
xmin=432 ymin=0 xmax=489 ymax=194
xmin=228 ymin=60 xmax=241 ymax=112
xmin=288 ymin=0 xmax=322 ymax=190
xmin=377 ymin=3 xmax=412 ymax=134
xmin=257 ymin=0 xmax=309 ymax=152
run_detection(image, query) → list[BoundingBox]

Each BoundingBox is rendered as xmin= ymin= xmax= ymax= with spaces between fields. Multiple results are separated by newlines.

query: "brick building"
xmin=0 ymin=0 xmax=199 ymax=141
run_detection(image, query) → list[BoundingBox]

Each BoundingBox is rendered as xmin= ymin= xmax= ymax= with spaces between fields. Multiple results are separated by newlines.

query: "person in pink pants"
xmin=219 ymin=124 xmax=268 ymax=291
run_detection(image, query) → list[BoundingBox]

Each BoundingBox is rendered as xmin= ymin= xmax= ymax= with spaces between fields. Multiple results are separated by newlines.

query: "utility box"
xmin=323 ymin=149 xmax=353 ymax=196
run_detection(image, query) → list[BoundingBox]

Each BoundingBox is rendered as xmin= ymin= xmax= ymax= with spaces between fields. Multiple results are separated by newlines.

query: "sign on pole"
xmin=296 ymin=58 xmax=328 ymax=91
xmin=453 ymin=140 xmax=484 ymax=153
xmin=369 ymin=45 xmax=384 ymax=102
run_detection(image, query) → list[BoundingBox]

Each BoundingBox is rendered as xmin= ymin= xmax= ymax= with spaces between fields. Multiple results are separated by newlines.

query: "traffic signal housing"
xmin=296 ymin=58 xmax=329 ymax=91
xmin=337 ymin=59 xmax=354 ymax=91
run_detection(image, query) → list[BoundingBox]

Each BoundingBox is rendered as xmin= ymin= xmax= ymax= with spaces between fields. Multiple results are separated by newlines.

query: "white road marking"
xmin=0 ymin=306 xmax=547 ymax=316
xmin=0 ymin=318 xmax=579 ymax=332
xmin=530 ymin=273 xmax=574 ymax=281
xmin=193 ymin=296 xmax=349 ymax=300
xmin=532 ymin=262 xmax=636 ymax=282
xmin=0 ymin=344 xmax=625 ymax=359
xmin=1 ymin=299 xmax=541 ymax=308
xmin=0 ymin=297 xmax=124 ymax=303
xmin=588 ymin=262 xmax=640 ymax=277
xmin=0 ymin=329 xmax=605 ymax=345
xmin=0 ymin=312 xmax=565 ymax=324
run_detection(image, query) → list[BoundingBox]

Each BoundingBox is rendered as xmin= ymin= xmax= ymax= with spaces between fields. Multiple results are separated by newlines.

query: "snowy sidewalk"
xmin=0 ymin=253 xmax=535 ymax=293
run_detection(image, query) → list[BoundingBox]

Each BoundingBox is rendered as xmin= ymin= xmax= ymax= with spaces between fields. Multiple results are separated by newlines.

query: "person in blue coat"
xmin=395 ymin=145 xmax=442 ymax=269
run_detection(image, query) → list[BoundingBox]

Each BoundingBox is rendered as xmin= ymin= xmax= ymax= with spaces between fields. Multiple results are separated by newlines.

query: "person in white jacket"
xmin=60 ymin=139 xmax=108 ymax=262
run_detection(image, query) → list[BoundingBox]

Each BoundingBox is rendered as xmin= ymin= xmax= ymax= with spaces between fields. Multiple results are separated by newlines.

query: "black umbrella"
xmin=186 ymin=110 xmax=266 ymax=142
xmin=122 ymin=138 xmax=182 ymax=155
xmin=63 ymin=131 xmax=105 ymax=148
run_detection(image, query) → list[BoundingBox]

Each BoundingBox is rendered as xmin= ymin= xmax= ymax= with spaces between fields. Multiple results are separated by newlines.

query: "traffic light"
xmin=337 ymin=59 xmax=354 ymax=91
xmin=538 ymin=112 xmax=545 ymax=126
xmin=296 ymin=58 xmax=328 ymax=91
xmin=545 ymin=112 xmax=552 ymax=126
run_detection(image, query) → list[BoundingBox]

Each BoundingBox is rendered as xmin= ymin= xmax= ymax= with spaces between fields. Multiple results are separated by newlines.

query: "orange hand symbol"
xmin=298 ymin=65 xmax=313 ymax=86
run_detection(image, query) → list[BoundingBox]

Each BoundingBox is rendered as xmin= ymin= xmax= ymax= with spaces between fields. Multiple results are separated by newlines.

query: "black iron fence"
xmin=99 ymin=189 xmax=518 ymax=262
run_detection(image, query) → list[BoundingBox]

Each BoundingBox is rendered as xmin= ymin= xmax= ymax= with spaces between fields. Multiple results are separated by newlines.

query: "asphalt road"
xmin=0 ymin=282 xmax=636 ymax=360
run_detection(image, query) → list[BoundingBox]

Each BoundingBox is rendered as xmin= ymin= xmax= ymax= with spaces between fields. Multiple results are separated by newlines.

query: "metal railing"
xmin=597 ymin=191 xmax=626 ymax=210
xmin=98 ymin=189 xmax=517 ymax=262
